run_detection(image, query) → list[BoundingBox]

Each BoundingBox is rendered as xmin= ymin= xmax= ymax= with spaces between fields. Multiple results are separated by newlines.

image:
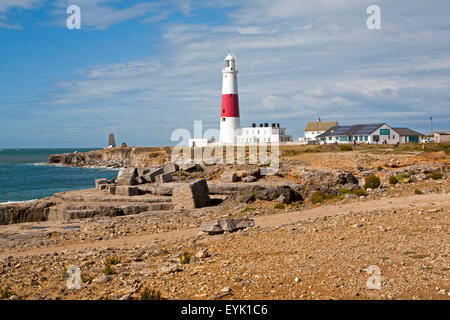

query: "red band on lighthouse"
xmin=221 ymin=94 xmax=240 ymax=117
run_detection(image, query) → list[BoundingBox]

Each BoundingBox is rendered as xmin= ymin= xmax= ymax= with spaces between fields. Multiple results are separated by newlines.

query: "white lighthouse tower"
xmin=219 ymin=54 xmax=240 ymax=144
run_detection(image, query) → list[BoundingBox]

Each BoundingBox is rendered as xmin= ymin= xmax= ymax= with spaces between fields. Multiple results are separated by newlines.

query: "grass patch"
xmin=102 ymin=264 xmax=116 ymax=275
xmin=81 ymin=275 xmax=94 ymax=284
xmin=415 ymin=189 xmax=424 ymax=195
xmin=105 ymin=257 xmax=121 ymax=266
xmin=377 ymin=166 xmax=383 ymax=171
xmin=411 ymin=254 xmax=429 ymax=260
xmin=389 ymin=176 xmax=398 ymax=185
xmin=340 ymin=145 xmax=353 ymax=151
xmin=311 ymin=191 xmax=334 ymax=204
xmin=180 ymin=252 xmax=191 ymax=265
xmin=240 ymin=207 xmax=256 ymax=214
xmin=403 ymin=251 xmax=416 ymax=255
xmin=290 ymin=203 xmax=300 ymax=209
xmin=0 ymin=288 xmax=16 ymax=299
xmin=274 ymin=203 xmax=285 ymax=210
xmin=353 ymin=189 xmax=368 ymax=197
xmin=139 ymin=287 xmax=161 ymax=300
xmin=427 ymin=172 xmax=443 ymax=180
xmin=364 ymin=175 xmax=381 ymax=189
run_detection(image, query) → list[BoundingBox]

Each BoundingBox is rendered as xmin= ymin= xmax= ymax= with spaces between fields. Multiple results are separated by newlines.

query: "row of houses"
xmin=300 ymin=119 xmax=425 ymax=145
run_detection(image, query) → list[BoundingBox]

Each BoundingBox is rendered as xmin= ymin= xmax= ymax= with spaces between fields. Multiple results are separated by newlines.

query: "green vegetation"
xmin=337 ymin=188 xmax=352 ymax=200
xmin=139 ymin=287 xmax=161 ymax=300
xmin=392 ymin=142 xmax=450 ymax=155
xmin=105 ymin=257 xmax=121 ymax=266
xmin=377 ymin=166 xmax=383 ymax=171
xmin=364 ymin=175 xmax=381 ymax=189
xmin=340 ymin=145 xmax=353 ymax=151
xmin=311 ymin=191 xmax=334 ymax=204
xmin=1 ymin=288 xmax=16 ymax=299
xmin=389 ymin=176 xmax=399 ymax=185
xmin=403 ymin=251 xmax=416 ymax=255
xmin=30 ymin=279 xmax=39 ymax=287
xmin=428 ymin=172 xmax=443 ymax=180
xmin=240 ymin=206 xmax=256 ymax=214
xmin=353 ymin=189 xmax=368 ymax=197
xmin=290 ymin=203 xmax=300 ymax=209
xmin=415 ymin=189 xmax=424 ymax=195
xmin=180 ymin=252 xmax=191 ymax=265
xmin=81 ymin=275 xmax=94 ymax=284
xmin=102 ymin=264 xmax=116 ymax=275
xmin=411 ymin=254 xmax=429 ymax=260
xmin=274 ymin=203 xmax=285 ymax=210
xmin=397 ymin=173 xmax=410 ymax=180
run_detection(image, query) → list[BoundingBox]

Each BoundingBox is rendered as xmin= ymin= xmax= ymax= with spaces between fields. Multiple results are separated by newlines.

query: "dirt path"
xmin=2 ymin=193 xmax=448 ymax=259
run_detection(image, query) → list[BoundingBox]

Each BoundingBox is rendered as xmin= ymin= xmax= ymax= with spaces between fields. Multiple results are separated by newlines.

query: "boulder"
xmin=162 ymin=162 xmax=179 ymax=174
xmin=254 ymin=186 xmax=302 ymax=204
xmin=179 ymin=162 xmax=203 ymax=172
xmin=172 ymin=179 xmax=211 ymax=210
xmin=146 ymin=167 xmax=164 ymax=183
xmin=200 ymin=218 xmax=255 ymax=234
xmin=115 ymin=186 xmax=139 ymax=196
xmin=95 ymin=178 xmax=108 ymax=189
xmin=155 ymin=173 xmax=172 ymax=183
xmin=242 ymin=175 xmax=257 ymax=183
xmin=137 ymin=168 xmax=152 ymax=177
xmin=220 ymin=172 xmax=239 ymax=183
xmin=300 ymin=169 xmax=357 ymax=188
xmin=116 ymin=168 xmax=138 ymax=186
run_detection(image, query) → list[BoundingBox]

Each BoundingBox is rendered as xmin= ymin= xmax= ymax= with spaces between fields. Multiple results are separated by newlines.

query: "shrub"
xmin=397 ymin=173 xmax=410 ymax=180
xmin=105 ymin=257 xmax=121 ymax=266
xmin=180 ymin=252 xmax=191 ymax=264
xmin=311 ymin=191 xmax=333 ymax=204
xmin=81 ymin=275 xmax=94 ymax=284
xmin=102 ymin=264 xmax=116 ymax=275
xmin=364 ymin=175 xmax=380 ymax=189
xmin=377 ymin=166 xmax=383 ymax=171
xmin=286 ymin=149 xmax=299 ymax=157
xmin=139 ymin=288 xmax=161 ymax=300
xmin=428 ymin=172 xmax=443 ymax=180
xmin=354 ymin=189 xmax=368 ymax=197
xmin=389 ymin=176 xmax=398 ymax=185
xmin=340 ymin=145 xmax=352 ymax=151
xmin=415 ymin=189 xmax=423 ymax=195
xmin=338 ymin=188 xmax=351 ymax=196
xmin=274 ymin=203 xmax=285 ymax=210
xmin=0 ymin=288 xmax=16 ymax=299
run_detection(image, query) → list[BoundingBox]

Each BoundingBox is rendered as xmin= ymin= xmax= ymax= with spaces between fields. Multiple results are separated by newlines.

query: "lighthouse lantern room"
xmin=219 ymin=54 xmax=240 ymax=144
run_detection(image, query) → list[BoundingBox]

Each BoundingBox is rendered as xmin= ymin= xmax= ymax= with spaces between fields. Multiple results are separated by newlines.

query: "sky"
xmin=0 ymin=0 xmax=449 ymax=148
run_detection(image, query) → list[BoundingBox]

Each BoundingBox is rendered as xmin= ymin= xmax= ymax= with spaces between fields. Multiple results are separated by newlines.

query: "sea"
xmin=0 ymin=148 xmax=119 ymax=204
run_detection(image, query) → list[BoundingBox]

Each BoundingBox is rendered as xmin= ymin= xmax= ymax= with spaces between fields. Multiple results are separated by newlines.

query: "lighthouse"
xmin=219 ymin=54 xmax=240 ymax=144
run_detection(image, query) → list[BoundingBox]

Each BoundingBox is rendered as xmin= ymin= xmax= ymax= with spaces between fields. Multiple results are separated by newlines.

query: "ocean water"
xmin=0 ymin=149 xmax=119 ymax=203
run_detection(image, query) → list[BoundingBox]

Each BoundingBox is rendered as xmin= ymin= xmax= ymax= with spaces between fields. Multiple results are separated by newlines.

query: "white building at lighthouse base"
xmin=236 ymin=123 xmax=291 ymax=144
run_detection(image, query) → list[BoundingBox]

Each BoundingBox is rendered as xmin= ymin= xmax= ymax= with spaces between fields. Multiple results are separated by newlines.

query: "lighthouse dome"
xmin=225 ymin=53 xmax=235 ymax=61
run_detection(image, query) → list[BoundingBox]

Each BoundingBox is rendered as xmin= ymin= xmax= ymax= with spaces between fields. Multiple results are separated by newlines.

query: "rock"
xmin=221 ymin=172 xmax=239 ymax=183
xmin=200 ymin=218 xmax=255 ymax=234
xmin=300 ymin=169 xmax=357 ymax=188
xmin=179 ymin=162 xmax=203 ymax=172
xmin=161 ymin=264 xmax=182 ymax=274
xmin=116 ymin=168 xmax=138 ymax=186
xmin=254 ymin=186 xmax=302 ymax=204
xmin=109 ymin=186 xmax=117 ymax=195
xmin=343 ymin=194 xmax=358 ymax=200
xmin=119 ymin=294 xmax=131 ymax=300
xmin=162 ymin=162 xmax=179 ymax=174
xmin=9 ymin=295 xmax=19 ymax=300
xmin=195 ymin=249 xmax=210 ymax=258
xmin=137 ymin=168 xmax=152 ymax=177
xmin=155 ymin=173 xmax=172 ymax=183
xmin=172 ymin=179 xmax=211 ymax=210
xmin=242 ymin=175 xmax=257 ymax=182
xmin=144 ymin=167 xmax=164 ymax=183
xmin=95 ymin=178 xmax=108 ymax=189
xmin=115 ymin=186 xmax=139 ymax=196
xmin=92 ymin=274 xmax=110 ymax=284
xmin=238 ymin=193 xmax=255 ymax=203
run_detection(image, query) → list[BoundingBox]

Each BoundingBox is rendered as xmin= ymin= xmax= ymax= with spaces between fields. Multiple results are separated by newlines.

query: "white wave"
xmin=0 ymin=199 xmax=38 ymax=205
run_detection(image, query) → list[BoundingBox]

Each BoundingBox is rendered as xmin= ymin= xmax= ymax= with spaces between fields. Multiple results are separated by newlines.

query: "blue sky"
xmin=0 ymin=0 xmax=449 ymax=148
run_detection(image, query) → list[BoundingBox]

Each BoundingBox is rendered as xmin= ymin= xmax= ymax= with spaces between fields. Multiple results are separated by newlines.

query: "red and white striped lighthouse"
xmin=219 ymin=53 xmax=240 ymax=144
